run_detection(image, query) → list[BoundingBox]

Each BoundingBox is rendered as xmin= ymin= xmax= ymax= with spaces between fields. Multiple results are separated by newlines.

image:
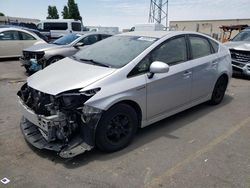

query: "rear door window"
xmin=19 ymin=32 xmax=36 ymax=40
xmin=71 ymin=22 xmax=81 ymax=31
xmin=189 ymin=36 xmax=212 ymax=59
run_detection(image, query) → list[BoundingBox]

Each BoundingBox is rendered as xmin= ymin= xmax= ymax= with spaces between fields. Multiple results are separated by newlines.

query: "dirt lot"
xmin=0 ymin=60 xmax=250 ymax=188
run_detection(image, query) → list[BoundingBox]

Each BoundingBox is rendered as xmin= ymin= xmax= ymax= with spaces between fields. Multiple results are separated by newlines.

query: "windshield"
xmin=232 ymin=31 xmax=250 ymax=42
xmin=53 ymin=33 xmax=80 ymax=45
xmin=73 ymin=35 xmax=157 ymax=68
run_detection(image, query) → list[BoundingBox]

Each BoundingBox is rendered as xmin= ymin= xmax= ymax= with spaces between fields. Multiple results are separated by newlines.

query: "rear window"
xmin=71 ymin=22 xmax=81 ymax=31
xmin=44 ymin=22 xmax=68 ymax=31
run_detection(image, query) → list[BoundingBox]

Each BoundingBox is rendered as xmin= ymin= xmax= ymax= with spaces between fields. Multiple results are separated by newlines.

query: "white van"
xmin=37 ymin=19 xmax=82 ymax=39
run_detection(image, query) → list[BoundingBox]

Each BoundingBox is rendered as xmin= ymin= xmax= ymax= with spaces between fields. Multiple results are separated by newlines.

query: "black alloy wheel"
xmin=96 ymin=104 xmax=138 ymax=152
xmin=210 ymin=76 xmax=228 ymax=105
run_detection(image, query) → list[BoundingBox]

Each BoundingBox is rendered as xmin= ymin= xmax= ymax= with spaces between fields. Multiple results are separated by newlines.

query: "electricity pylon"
xmin=149 ymin=0 xmax=169 ymax=27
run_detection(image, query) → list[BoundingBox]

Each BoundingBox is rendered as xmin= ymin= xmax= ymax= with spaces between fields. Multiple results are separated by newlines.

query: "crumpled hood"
xmin=224 ymin=41 xmax=250 ymax=51
xmin=24 ymin=43 xmax=63 ymax=52
xmin=27 ymin=57 xmax=116 ymax=95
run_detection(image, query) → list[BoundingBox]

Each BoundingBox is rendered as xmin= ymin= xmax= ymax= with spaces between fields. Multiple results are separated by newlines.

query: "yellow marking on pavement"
xmin=146 ymin=116 xmax=250 ymax=188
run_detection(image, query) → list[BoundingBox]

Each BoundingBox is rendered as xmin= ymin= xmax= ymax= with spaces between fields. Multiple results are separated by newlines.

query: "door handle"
xmin=183 ymin=71 xmax=192 ymax=76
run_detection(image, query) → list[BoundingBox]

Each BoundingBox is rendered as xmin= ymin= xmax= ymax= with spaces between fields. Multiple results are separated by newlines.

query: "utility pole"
xmin=149 ymin=0 xmax=169 ymax=28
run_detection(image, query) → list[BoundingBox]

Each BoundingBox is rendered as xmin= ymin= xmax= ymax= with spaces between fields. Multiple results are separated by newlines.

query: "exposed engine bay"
xmin=17 ymin=83 xmax=102 ymax=158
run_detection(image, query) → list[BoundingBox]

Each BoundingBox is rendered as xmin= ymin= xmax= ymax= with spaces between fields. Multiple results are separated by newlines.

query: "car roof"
xmin=0 ymin=27 xmax=34 ymax=33
xmin=119 ymin=31 xmax=205 ymax=39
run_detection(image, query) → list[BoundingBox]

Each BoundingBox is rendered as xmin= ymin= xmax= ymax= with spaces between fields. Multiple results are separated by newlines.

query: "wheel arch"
xmin=105 ymin=100 xmax=142 ymax=128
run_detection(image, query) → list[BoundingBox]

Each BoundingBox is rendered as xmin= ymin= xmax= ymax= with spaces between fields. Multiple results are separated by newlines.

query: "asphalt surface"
xmin=0 ymin=60 xmax=250 ymax=188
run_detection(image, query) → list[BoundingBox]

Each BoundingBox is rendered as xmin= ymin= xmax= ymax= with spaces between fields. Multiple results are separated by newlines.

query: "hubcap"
xmin=106 ymin=114 xmax=132 ymax=144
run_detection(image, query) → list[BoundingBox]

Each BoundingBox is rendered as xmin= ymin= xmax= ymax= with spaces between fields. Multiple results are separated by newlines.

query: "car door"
xmin=129 ymin=36 xmax=192 ymax=120
xmin=187 ymin=35 xmax=218 ymax=101
xmin=146 ymin=36 xmax=193 ymax=119
xmin=19 ymin=31 xmax=37 ymax=49
xmin=0 ymin=30 xmax=21 ymax=57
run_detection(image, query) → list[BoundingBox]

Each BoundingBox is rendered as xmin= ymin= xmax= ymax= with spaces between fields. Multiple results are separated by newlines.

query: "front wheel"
xmin=46 ymin=56 xmax=63 ymax=67
xmin=209 ymin=76 xmax=228 ymax=105
xmin=95 ymin=104 xmax=138 ymax=152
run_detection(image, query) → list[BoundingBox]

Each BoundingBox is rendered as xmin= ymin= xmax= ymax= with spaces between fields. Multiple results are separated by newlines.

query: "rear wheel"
xmin=209 ymin=76 xmax=228 ymax=105
xmin=96 ymin=104 xmax=138 ymax=152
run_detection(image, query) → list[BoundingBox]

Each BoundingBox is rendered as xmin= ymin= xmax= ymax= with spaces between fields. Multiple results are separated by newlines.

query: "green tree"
xmin=0 ymin=12 xmax=5 ymax=16
xmin=61 ymin=6 xmax=69 ymax=19
xmin=62 ymin=0 xmax=82 ymax=20
xmin=47 ymin=6 xmax=59 ymax=19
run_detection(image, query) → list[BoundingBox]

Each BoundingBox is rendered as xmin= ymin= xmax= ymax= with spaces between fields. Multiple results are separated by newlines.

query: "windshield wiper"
xmin=79 ymin=58 xmax=110 ymax=68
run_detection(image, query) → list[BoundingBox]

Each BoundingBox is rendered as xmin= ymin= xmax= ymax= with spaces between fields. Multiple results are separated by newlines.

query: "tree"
xmin=0 ymin=12 xmax=5 ymax=16
xmin=62 ymin=6 xmax=69 ymax=19
xmin=47 ymin=6 xmax=59 ymax=19
xmin=62 ymin=0 xmax=82 ymax=20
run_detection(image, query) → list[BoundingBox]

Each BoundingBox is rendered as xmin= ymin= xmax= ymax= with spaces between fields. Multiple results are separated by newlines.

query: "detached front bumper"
xmin=232 ymin=59 xmax=250 ymax=76
xmin=19 ymin=99 xmax=102 ymax=158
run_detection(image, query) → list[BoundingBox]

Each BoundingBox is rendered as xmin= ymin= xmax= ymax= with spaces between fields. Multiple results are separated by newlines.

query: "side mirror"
xmin=74 ymin=42 xmax=84 ymax=48
xmin=148 ymin=61 xmax=169 ymax=79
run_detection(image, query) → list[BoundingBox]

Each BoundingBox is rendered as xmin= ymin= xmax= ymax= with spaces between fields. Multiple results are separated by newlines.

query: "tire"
xmin=95 ymin=104 xmax=138 ymax=152
xmin=209 ymin=76 xmax=228 ymax=105
xmin=46 ymin=56 xmax=63 ymax=67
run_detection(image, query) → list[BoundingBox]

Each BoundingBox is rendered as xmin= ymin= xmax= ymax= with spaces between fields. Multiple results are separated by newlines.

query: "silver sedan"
xmin=20 ymin=32 xmax=112 ymax=73
xmin=18 ymin=31 xmax=232 ymax=158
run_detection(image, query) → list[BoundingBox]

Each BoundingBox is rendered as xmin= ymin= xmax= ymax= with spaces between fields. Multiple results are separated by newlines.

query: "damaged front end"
xmin=20 ymin=51 xmax=46 ymax=72
xmin=17 ymin=83 xmax=102 ymax=158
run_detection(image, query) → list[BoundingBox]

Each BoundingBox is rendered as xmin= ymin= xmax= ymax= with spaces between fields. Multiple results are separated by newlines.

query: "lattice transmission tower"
xmin=148 ymin=0 xmax=169 ymax=27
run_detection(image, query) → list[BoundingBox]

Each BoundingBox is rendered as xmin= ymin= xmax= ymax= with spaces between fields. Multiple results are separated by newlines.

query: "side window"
xmin=37 ymin=23 xmax=42 ymax=30
xmin=44 ymin=22 xmax=68 ymax=31
xmin=209 ymin=39 xmax=219 ymax=53
xmin=101 ymin=34 xmax=111 ymax=40
xmin=128 ymin=55 xmax=151 ymax=77
xmin=128 ymin=36 xmax=187 ymax=77
xmin=0 ymin=31 xmax=20 ymax=40
xmin=82 ymin=35 xmax=99 ymax=45
xmin=20 ymin=32 xmax=36 ymax=40
xmin=189 ymin=36 xmax=212 ymax=59
xmin=151 ymin=36 xmax=187 ymax=65
xmin=71 ymin=22 xmax=81 ymax=31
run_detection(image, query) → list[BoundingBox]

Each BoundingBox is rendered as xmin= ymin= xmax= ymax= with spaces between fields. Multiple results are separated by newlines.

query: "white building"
xmin=0 ymin=16 xmax=40 ymax=25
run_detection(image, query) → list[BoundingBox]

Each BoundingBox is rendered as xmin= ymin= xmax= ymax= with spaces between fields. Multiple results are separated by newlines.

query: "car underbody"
xmin=17 ymin=83 xmax=102 ymax=158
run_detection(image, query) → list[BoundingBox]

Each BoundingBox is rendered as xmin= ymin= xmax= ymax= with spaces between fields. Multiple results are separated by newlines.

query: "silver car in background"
xmin=224 ymin=28 xmax=250 ymax=77
xmin=0 ymin=27 xmax=46 ymax=58
xmin=20 ymin=32 xmax=112 ymax=73
xmin=17 ymin=31 xmax=232 ymax=158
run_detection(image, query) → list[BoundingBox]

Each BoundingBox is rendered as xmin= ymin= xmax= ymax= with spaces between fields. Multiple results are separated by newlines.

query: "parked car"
xmin=224 ymin=28 xmax=250 ymax=77
xmin=0 ymin=25 xmax=49 ymax=42
xmin=17 ymin=31 xmax=232 ymax=158
xmin=20 ymin=32 xmax=112 ymax=73
xmin=0 ymin=28 xmax=46 ymax=58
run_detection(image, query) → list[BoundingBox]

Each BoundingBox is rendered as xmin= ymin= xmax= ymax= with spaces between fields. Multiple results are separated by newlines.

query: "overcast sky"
xmin=1 ymin=0 xmax=250 ymax=29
